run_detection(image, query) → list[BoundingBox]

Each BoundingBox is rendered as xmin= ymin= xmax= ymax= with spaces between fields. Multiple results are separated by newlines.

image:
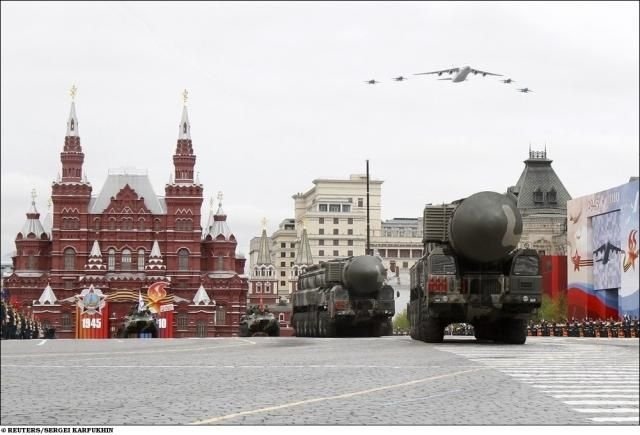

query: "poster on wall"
xmin=147 ymin=281 xmax=174 ymax=338
xmin=75 ymin=285 xmax=109 ymax=339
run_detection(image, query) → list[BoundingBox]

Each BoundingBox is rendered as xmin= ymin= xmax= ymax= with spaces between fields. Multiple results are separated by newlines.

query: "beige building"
xmin=372 ymin=217 xmax=423 ymax=272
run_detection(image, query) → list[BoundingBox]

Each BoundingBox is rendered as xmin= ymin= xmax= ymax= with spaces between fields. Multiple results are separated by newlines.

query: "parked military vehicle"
xmin=239 ymin=306 xmax=280 ymax=337
xmin=292 ymin=255 xmax=395 ymax=337
xmin=408 ymin=191 xmax=542 ymax=344
xmin=120 ymin=307 xmax=157 ymax=338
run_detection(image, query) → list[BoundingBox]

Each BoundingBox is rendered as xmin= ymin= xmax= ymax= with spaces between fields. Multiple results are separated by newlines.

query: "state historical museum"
xmin=4 ymin=94 xmax=248 ymax=338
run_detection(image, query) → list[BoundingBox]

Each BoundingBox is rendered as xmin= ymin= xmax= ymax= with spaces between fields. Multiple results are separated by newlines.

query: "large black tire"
xmin=501 ymin=319 xmax=528 ymax=344
xmin=368 ymin=321 xmax=382 ymax=338
xmin=420 ymin=318 xmax=444 ymax=343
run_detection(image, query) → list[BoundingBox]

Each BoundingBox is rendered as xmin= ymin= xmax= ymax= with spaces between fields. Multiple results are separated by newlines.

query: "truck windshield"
xmin=512 ymin=256 xmax=539 ymax=276
xmin=430 ymin=255 xmax=456 ymax=275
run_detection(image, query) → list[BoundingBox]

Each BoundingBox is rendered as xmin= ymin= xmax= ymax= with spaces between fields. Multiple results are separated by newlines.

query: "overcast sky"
xmin=1 ymin=1 xmax=638 ymax=260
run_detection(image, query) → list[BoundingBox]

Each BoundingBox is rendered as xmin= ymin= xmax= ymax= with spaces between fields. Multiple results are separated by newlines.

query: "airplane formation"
xmin=365 ymin=65 xmax=533 ymax=93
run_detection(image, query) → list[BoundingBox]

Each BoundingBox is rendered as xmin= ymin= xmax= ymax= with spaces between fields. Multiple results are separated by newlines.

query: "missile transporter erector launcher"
xmin=409 ymin=191 xmax=542 ymax=344
xmin=292 ymin=255 xmax=395 ymax=337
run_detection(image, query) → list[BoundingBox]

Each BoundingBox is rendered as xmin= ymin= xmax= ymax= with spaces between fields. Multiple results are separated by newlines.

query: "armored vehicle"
xmin=239 ymin=306 xmax=280 ymax=337
xmin=120 ymin=308 xmax=157 ymax=338
xmin=292 ymin=255 xmax=395 ymax=337
xmin=408 ymin=191 xmax=542 ymax=344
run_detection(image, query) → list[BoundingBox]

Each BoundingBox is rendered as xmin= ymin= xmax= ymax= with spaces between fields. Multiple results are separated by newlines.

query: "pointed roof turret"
xmin=204 ymin=191 xmax=235 ymax=240
xmin=146 ymin=240 xmax=166 ymax=272
xmin=85 ymin=240 xmax=106 ymax=271
xmin=59 ymin=85 xmax=85 ymax=183
xmin=192 ymin=284 xmax=211 ymax=305
xmin=295 ymin=224 xmax=314 ymax=265
xmin=36 ymin=283 xmax=58 ymax=305
xmin=202 ymin=197 xmax=215 ymax=238
xmin=512 ymin=148 xmax=571 ymax=214
xmin=179 ymin=104 xmax=191 ymax=140
xmin=43 ymin=198 xmax=53 ymax=238
xmin=172 ymin=89 xmax=196 ymax=184
xmin=90 ymin=239 xmax=102 ymax=257
xmin=256 ymin=218 xmax=272 ymax=265
xmin=18 ymin=189 xmax=47 ymax=239
xmin=66 ymin=101 xmax=79 ymax=137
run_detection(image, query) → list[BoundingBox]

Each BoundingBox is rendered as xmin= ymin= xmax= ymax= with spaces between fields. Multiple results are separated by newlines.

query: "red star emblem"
xmin=571 ymin=251 xmax=581 ymax=271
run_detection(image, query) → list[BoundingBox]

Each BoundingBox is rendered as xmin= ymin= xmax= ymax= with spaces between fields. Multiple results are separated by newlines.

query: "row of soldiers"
xmin=528 ymin=317 xmax=640 ymax=338
xmin=1 ymin=300 xmax=45 ymax=340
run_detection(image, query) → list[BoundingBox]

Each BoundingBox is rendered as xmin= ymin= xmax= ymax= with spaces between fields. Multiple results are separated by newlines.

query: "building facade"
xmin=372 ymin=217 xmax=423 ymax=273
xmin=566 ymin=178 xmax=639 ymax=320
xmin=4 ymin=96 xmax=248 ymax=338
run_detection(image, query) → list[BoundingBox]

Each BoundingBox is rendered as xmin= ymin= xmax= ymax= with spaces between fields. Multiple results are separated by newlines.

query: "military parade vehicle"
xmin=408 ymin=191 xmax=542 ymax=344
xmin=239 ymin=305 xmax=280 ymax=337
xmin=292 ymin=255 xmax=395 ymax=337
xmin=120 ymin=305 xmax=158 ymax=338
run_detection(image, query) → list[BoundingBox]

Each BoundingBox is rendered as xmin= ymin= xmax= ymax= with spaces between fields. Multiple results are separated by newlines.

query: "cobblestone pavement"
xmin=1 ymin=336 xmax=638 ymax=425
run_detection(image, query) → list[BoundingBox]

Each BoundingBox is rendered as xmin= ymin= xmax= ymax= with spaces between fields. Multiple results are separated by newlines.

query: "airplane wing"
xmin=414 ymin=68 xmax=459 ymax=76
xmin=470 ymin=68 xmax=502 ymax=77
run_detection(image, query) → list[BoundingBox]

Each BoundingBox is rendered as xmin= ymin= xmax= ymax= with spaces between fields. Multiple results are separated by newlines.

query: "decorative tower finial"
xmin=261 ymin=217 xmax=267 ymax=230
xmin=31 ymin=188 xmax=37 ymax=205
xmin=70 ymin=84 xmax=77 ymax=101
xmin=182 ymin=88 xmax=188 ymax=105
xmin=217 ymin=191 xmax=224 ymax=206
xmin=47 ymin=198 xmax=52 ymax=210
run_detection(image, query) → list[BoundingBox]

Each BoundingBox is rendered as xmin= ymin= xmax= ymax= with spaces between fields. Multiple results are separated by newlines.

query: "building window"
xmin=342 ymin=205 xmax=351 ymax=213
xmin=215 ymin=306 xmax=226 ymax=325
xmin=27 ymin=254 xmax=37 ymax=270
xmin=138 ymin=219 xmax=145 ymax=231
xmin=319 ymin=229 xmax=324 ymax=235
xmin=403 ymin=261 xmax=409 ymax=269
xmin=412 ymin=249 xmax=422 ymax=258
xmin=177 ymin=314 xmax=188 ymax=330
xmin=347 ymin=250 xmax=353 ymax=256
xmin=290 ymin=243 xmax=295 ymax=248
xmin=62 ymin=313 xmax=72 ymax=330
xmin=154 ymin=219 xmax=161 ymax=231
xmin=319 ymin=204 xmax=327 ymax=212
xmin=329 ymin=204 xmax=341 ymax=212
xmin=64 ymin=280 xmax=74 ymax=291
xmin=333 ymin=250 xmax=339 ymax=257
xmin=533 ymin=188 xmax=544 ymax=204
xmin=319 ymin=217 xmax=324 ymax=224
xmin=108 ymin=248 xmax=115 ymax=270
xmin=109 ymin=218 xmax=116 ymax=230
xmin=64 ymin=248 xmax=75 ymax=271
xmin=281 ymin=242 xmax=286 ymax=248
xmin=265 ymin=284 xmax=271 ymax=294
xmin=94 ymin=218 xmax=101 ymax=231
xmin=347 ymin=240 xmax=353 ymax=246
xmin=290 ymin=252 xmax=295 ymax=258
xmin=357 ymin=198 xmax=363 ymax=208
xmin=196 ymin=321 xmax=207 ymax=337
xmin=378 ymin=249 xmax=386 ymax=257
xmin=280 ymin=280 xmax=286 ymax=287
xmin=319 ymin=239 xmax=324 ymax=246
xmin=290 ymin=262 xmax=294 ymax=267
xmin=279 ymin=313 xmax=285 ymax=322
xmin=121 ymin=249 xmax=132 ymax=270
xmin=138 ymin=249 xmax=145 ymax=271
xmin=122 ymin=218 xmax=133 ymax=231
xmin=348 ymin=218 xmax=353 ymax=225
xmin=333 ymin=218 xmax=339 ymax=224
xmin=547 ymin=188 xmax=557 ymax=204
xmin=178 ymin=248 xmax=189 ymax=271
xmin=318 ymin=250 xmax=324 ymax=257
xmin=333 ymin=240 xmax=339 ymax=246
xmin=347 ymin=229 xmax=353 ymax=235
xmin=400 ymin=249 xmax=410 ymax=258
xmin=280 ymin=261 xmax=286 ymax=267
xmin=281 ymin=252 xmax=286 ymax=257
xmin=333 ymin=229 xmax=339 ymax=235
xmin=281 ymin=271 xmax=286 ymax=277
xmin=388 ymin=249 xmax=398 ymax=258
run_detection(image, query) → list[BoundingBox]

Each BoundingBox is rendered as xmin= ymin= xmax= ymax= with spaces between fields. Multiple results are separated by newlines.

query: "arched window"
xmin=109 ymin=218 xmax=116 ymax=230
xmin=178 ymin=248 xmax=189 ymax=271
xmin=93 ymin=218 xmax=100 ymax=231
xmin=122 ymin=218 xmax=133 ymax=231
xmin=64 ymin=248 xmax=76 ymax=270
xmin=27 ymin=254 xmax=37 ymax=270
xmin=265 ymin=283 xmax=271 ymax=294
xmin=215 ymin=306 xmax=226 ymax=325
xmin=137 ymin=249 xmax=145 ymax=271
xmin=121 ymin=249 xmax=132 ymax=271
xmin=138 ymin=219 xmax=145 ymax=231
xmin=154 ymin=219 xmax=161 ymax=231
xmin=256 ymin=283 xmax=262 ymax=293
xmin=108 ymin=248 xmax=115 ymax=271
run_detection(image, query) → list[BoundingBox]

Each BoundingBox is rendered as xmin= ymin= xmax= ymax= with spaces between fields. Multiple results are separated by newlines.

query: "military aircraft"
xmin=365 ymin=79 xmax=380 ymax=84
xmin=501 ymin=78 xmax=515 ymax=84
xmin=517 ymin=88 xmax=533 ymax=93
xmin=414 ymin=65 xmax=502 ymax=82
xmin=393 ymin=76 xmax=407 ymax=81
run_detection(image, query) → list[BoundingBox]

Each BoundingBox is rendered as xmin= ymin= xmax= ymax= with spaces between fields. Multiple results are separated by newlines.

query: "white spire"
xmin=37 ymin=283 xmax=58 ymax=305
xmin=150 ymin=240 xmax=162 ymax=258
xmin=66 ymin=101 xmax=79 ymax=137
xmin=179 ymin=105 xmax=191 ymax=139
xmin=192 ymin=284 xmax=211 ymax=305
xmin=90 ymin=240 xmax=102 ymax=257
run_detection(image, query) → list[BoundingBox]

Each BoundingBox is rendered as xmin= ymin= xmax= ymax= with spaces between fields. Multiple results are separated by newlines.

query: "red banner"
xmin=156 ymin=308 xmax=174 ymax=338
xmin=75 ymin=303 xmax=109 ymax=339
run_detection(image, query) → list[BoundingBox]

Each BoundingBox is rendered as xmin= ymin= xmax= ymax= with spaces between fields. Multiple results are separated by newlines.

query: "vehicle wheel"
xmin=420 ymin=318 xmax=444 ymax=343
xmin=326 ymin=318 xmax=336 ymax=338
xmin=368 ymin=321 xmax=382 ymax=337
xmin=502 ymin=319 xmax=527 ymax=344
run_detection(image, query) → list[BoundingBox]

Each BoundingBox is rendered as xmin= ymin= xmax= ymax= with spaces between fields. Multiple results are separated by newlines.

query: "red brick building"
xmin=4 ymin=96 xmax=248 ymax=338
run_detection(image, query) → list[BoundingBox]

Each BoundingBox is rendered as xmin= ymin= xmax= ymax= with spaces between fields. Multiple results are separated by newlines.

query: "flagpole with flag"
xmin=138 ymin=290 xmax=145 ymax=312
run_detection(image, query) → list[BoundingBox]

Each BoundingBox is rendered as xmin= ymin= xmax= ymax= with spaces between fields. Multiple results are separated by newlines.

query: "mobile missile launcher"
xmin=292 ymin=255 xmax=395 ymax=337
xmin=239 ymin=306 xmax=280 ymax=337
xmin=408 ymin=191 xmax=542 ymax=344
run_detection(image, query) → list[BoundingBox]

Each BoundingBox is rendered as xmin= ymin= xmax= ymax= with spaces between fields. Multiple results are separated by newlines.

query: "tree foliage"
xmin=393 ymin=308 xmax=410 ymax=330
xmin=534 ymin=292 xmax=568 ymax=322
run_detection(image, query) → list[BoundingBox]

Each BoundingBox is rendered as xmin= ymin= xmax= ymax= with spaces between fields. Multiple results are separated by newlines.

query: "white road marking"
xmin=573 ymin=408 xmax=639 ymax=413
xmin=589 ymin=416 xmax=639 ymax=422
xmin=563 ymin=400 xmax=639 ymax=405
xmin=190 ymin=367 xmax=488 ymax=424
xmin=552 ymin=394 xmax=640 ymax=398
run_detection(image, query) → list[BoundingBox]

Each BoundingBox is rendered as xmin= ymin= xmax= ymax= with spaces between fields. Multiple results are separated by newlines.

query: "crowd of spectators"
xmin=528 ymin=316 xmax=639 ymax=338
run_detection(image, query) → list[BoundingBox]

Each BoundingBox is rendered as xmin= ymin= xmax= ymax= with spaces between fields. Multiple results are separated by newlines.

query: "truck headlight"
xmin=522 ymin=296 xmax=529 ymax=302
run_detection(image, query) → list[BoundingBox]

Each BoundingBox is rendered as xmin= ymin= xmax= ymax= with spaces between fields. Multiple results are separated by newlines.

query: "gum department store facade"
xmin=4 ymin=93 xmax=248 ymax=338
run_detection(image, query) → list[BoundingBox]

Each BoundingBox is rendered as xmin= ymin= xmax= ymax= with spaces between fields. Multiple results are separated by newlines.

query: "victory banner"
xmin=75 ymin=285 xmax=109 ymax=339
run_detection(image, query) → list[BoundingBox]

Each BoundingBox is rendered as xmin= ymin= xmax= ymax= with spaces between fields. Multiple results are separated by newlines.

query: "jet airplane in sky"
xmin=365 ymin=79 xmax=380 ymax=84
xmin=501 ymin=78 xmax=515 ymax=84
xmin=414 ymin=65 xmax=502 ymax=82
xmin=393 ymin=76 xmax=407 ymax=81
xmin=517 ymin=88 xmax=533 ymax=93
